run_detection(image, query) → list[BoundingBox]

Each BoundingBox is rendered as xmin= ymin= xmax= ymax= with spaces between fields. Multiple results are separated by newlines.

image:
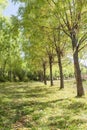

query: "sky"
xmin=3 ymin=0 xmax=19 ymax=17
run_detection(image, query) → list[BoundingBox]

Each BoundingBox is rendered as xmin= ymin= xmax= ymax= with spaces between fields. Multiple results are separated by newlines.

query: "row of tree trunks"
xmin=42 ymin=32 xmax=84 ymax=97
xmin=42 ymin=52 xmax=64 ymax=89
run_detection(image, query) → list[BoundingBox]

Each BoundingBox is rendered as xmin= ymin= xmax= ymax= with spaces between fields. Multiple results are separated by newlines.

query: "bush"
xmin=0 ymin=76 xmax=6 ymax=82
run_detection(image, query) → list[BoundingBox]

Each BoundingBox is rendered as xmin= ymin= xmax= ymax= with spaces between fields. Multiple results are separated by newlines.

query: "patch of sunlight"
xmin=2 ymin=97 xmax=12 ymax=102
xmin=80 ymin=123 xmax=87 ymax=130
xmin=79 ymin=114 xmax=87 ymax=121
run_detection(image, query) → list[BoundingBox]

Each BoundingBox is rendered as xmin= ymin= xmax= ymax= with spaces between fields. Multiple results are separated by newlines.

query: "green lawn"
xmin=0 ymin=81 xmax=87 ymax=130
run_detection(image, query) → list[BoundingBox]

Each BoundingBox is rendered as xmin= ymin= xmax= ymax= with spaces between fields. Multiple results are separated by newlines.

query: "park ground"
xmin=0 ymin=80 xmax=87 ymax=130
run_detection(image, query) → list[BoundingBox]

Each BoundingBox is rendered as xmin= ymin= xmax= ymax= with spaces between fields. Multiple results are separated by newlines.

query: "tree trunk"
xmin=49 ymin=55 xmax=53 ymax=86
xmin=71 ymin=33 xmax=84 ymax=96
xmin=73 ymin=50 xmax=84 ymax=96
xmin=43 ymin=62 xmax=47 ymax=85
xmin=8 ymin=70 xmax=12 ymax=82
xmin=13 ymin=71 xmax=16 ymax=81
xmin=57 ymin=52 xmax=64 ymax=89
xmin=38 ymin=71 xmax=43 ymax=81
xmin=2 ymin=60 xmax=7 ymax=77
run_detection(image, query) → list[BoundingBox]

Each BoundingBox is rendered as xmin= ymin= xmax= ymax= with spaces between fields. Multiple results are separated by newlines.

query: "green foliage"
xmin=0 ymin=0 xmax=87 ymax=98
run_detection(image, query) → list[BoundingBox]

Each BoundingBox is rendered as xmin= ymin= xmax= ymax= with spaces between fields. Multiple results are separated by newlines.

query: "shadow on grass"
xmin=0 ymin=82 xmax=56 ymax=129
xmin=47 ymin=100 xmax=87 ymax=129
xmin=0 ymin=83 xmax=54 ymax=99
xmin=48 ymin=114 xmax=87 ymax=130
xmin=0 ymin=82 xmax=87 ymax=130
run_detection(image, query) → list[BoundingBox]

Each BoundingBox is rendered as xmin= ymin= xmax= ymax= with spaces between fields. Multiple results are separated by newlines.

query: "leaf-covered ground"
xmin=0 ymin=80 xmax=87 ymax=130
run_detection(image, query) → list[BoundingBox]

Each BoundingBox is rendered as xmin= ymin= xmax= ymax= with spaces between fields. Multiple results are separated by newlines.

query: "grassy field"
xmin=0 ymin=80 xmax=87 ymax=130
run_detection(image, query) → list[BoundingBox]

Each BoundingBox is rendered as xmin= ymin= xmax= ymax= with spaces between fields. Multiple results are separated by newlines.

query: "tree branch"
xmin=78 ymin=43 xmax=87 ymax=52
xmin=78 ymin=32 xmax=87 ymax=48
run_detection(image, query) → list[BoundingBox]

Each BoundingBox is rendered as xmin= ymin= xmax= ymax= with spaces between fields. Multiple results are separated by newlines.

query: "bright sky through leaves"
xmin=3 ymin=0 xmax=19 ymax=17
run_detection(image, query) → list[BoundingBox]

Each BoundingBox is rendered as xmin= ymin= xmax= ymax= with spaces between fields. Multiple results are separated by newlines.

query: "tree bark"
xmin=49 ymin=55 xmax=53 ymax=86
xmin=73 ymin=50 xmax=84 ymax=96
xmin=8 ymin=70 xmax=12 ymax=82
xmin=43 ymin=62 xmax=47 ymax=85
xmin=2 ymin=60 xmax=7 ymax=78
xmin=57 ymin=52 xmax=64 ymax=89
xmin=71 ymin=33 xmax=84 ymax=96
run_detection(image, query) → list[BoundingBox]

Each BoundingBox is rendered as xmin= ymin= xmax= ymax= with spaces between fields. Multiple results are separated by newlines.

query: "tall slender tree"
xmin=49 ymin=0 xmax=87 ymax=96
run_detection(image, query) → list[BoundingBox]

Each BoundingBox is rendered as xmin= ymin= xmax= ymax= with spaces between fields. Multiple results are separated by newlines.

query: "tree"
xmin=53 ymin=28 xmax=64 ymax=89
xmin=0 ymin=16 xmax=25 ymax=81
xmin=49 ymin=0 xmax=87 ymax=96
xmin=11 ymin=0 xmax=87 ymax=97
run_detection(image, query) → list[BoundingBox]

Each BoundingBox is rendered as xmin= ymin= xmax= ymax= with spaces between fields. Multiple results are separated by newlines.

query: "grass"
xmin=0 ymin=80 xmax=87 ymax=130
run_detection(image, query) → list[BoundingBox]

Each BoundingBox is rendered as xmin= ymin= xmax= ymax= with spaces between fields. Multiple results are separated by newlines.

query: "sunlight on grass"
xmin=0 ymin=81 xmax=87 ymax=130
